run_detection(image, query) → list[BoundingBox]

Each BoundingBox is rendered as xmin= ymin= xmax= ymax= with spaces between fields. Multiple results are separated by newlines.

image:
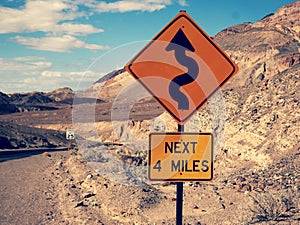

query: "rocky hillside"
xmin=0 ymin=92 xmax=19 ymax=114
xmin=0 ymin=121 xmax=68 ymax=149
xmin=0 ymin=88 xmax=75 ymax=149
xmin=214 ymin=1 xmax=299 ymax=88
xmin=84 ymin=68 xmax=130 ymax=102
xmin=0 ymin=87 xmax=75 ymax=115
xmin=45 ymin=87 xmax=75 ymax=104
xmin=210 ymin=1 xmax=299 ymax=172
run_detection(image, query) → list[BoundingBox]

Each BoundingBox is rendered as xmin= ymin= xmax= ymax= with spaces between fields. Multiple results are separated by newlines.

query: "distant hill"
xmin=0 ymin=92 xmax=19 ymax=115
xmin=9 ymin=92 xmax=53 ymax=105
xmin=45 ymin=87 xmax=74 ymax=104
xmin=0 ymin=87 xmax=76 ymax=115
xmin=214 ymin=1 xmax=299 ymax=88
xmin=0 ymin=121 xmax=68 ymax=149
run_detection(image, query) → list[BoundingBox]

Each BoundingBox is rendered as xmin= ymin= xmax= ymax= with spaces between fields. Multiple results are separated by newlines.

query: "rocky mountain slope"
xmin=0 ymin=88 xmax=74 ymax=148
xmin=0 ymin=92 xmax=18 ymax=114
xmin=214 ymin=1 xmax=299 ymax=88
xmin=45 ymin=87 xmax=75 ymax=104
xmin=210 ymin=1 xmax=299 ymax=172
xmin=0 ymin=87 xmax=74 ymax=115
xmin=0 ymin=121 xmax=68 ymax=149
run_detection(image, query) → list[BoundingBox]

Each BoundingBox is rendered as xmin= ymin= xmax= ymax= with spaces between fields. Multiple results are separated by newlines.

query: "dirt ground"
xmin=0 ymin=150 xmax=235 ymax=224
xmin=0 ymin=151 xmax=62 ymax=224
xmin=1 ymin=149 xmax=299 ymax=225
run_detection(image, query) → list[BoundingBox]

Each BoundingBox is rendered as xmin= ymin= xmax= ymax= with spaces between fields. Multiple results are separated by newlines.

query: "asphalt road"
xmin=0 ymin=148 xmax=69 ymax=162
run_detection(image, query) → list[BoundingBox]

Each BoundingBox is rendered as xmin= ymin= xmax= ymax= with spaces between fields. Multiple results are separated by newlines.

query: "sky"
xmin=0 ymin=0 xmax=296 ymax=94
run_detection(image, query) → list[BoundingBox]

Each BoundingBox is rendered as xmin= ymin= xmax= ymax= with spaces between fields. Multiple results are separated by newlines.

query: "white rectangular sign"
xmin=66 ymin=129 xmax=75 ymax=140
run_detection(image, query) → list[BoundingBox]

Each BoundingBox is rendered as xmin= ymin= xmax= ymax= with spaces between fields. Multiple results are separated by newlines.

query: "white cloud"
xmin=55 ymin=23 xmax=103 ymax=36
xmin=23 ymin=77 xmax=39 ymax=84
xmin=0 ymin=0 xmax=102 ymax=35
xmin=0 ymin=57 xmax=55 ymax=93
xmin=40 ymin=70 xmax=99 ymax=80
xmin=29 ymin=61 xmax=53 ymax=68
xmin=0 ymin=0 xmax=185 ymax=52
xmin=178 ymin=0 xmax=188 ymax=6
xmin=0 ymin=57 xmax=52 ymax=71
xmin=13 ymin=35 xmax=110 ymax=52
xmin=94 ymin=0 xmax=172 ymax=13
xmin=0 ymin=0 xmax=107 ymax=52
xmin=41 ymin=71 xmax=62 ymax=78
xmin=0 ymin=68 xmax=100 ymax=93
xmin=13 ymin=56 xmax=47 ymax=61
xmin=23 ymin=70 xmax=98 ymax=91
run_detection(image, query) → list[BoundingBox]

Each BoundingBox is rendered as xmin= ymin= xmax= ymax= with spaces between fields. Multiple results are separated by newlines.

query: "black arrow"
xmin=166 ymin=28 xmax=195 ymax=52
xmin=166 ymin=28 xmax=198 ymax=110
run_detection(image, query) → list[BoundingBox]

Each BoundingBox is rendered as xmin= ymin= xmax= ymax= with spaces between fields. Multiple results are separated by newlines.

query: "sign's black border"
xmin=126 ymin=13 xmax=238 ymax=124
xmin=148 ymin=132 xmax=213 ymax=181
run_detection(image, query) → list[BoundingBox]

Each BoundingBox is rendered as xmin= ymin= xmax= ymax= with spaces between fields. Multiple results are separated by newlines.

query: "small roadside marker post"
xmin=68 ymin=140 xmax=73 ymax=150
xmin=66 ymin=129 xmax=75 ymax=150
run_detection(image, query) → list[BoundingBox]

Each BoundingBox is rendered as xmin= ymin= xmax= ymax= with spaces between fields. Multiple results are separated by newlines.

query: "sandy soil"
xmin=0 ymin=151 xmax=68 ymax=224
xmin=1 ymin=149 xmax=299 ymax=225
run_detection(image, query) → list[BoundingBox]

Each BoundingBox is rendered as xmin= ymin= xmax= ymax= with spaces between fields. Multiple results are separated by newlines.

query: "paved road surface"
xmin=0 ymin=148 xmax=68 ymax=162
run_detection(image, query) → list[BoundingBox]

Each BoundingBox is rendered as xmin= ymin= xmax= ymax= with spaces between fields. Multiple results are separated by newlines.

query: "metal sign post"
xmin=176 ymin=181 xmax=184 ymax=225
xmin=176 ymin=124 xmax=184 ymax=225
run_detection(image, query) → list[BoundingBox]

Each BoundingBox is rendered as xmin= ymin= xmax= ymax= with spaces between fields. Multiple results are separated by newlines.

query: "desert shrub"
xmin=249 ymin=190 xmax=299 ymax=224
xmin=82 ymin=148 xmax=108 ymax=162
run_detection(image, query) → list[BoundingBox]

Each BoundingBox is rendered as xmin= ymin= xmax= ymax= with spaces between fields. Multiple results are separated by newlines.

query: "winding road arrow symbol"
xmin=166 ymin=28 xmax=199 ymax=110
